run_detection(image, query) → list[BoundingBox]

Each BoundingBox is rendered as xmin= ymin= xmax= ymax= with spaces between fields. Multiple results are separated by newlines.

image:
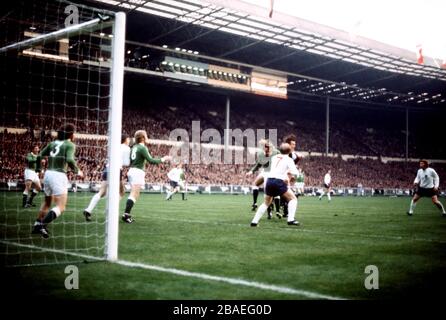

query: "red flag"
xmin=269 ymin=0 xmax=274 ymax=18
xmin=416 ymin=44 xmax=424 ymax=64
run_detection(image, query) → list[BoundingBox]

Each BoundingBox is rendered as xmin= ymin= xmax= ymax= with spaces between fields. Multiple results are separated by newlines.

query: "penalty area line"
xmin=114 ymin=259 xmax=345 ymax=300
xmin=0 ymin=240 xmax=344 ymax=300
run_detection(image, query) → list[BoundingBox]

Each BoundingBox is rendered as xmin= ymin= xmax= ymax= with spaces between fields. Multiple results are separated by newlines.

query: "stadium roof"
xmin=89 ymin=0 xmax=446 ymax=109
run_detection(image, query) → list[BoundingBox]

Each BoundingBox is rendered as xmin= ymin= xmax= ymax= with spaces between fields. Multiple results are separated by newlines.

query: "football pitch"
xmin=1 ymin=192 xmax=446 ymax=300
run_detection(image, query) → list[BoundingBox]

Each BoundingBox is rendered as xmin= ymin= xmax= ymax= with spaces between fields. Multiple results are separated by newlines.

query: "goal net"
xmin=0 ymin=0 xmax=125 ymax=267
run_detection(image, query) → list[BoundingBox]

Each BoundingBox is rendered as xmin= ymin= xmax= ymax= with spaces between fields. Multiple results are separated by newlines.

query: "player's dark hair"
xmin=284 ymin=134 xmax=296 ymax=144
xmin=121 ymin=133 xmax=129 ymax=144
xmin=420 ymin=159 xmax=429 ymax=167
xmin=57 ymin=123 xmax=75 ymax=140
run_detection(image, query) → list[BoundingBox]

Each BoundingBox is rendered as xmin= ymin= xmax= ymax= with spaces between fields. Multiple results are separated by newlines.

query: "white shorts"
xmin=24 ymin=169 xmax=40 ymax=184
xmin=127 ymin=168 xmax=145 ymax=186
xmin=43 ymin=171 xmax=68 ymax=196
xmin=296 ymin=182 xmax=305 ymax=189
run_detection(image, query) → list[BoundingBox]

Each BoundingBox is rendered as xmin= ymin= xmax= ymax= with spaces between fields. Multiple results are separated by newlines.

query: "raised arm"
xmin=142 ymin=147 xmax=162 ymax=165
xmin=36 ymin=143 xmax=51 ymax=172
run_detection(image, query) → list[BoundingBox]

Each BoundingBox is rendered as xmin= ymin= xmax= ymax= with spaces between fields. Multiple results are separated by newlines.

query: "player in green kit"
xmin=31 ymin=124 xmax=83 ymax=238
xmin=23 ymin=145 xmax=42 ymax=208
xmin=246 ymin=139 xmax=281 ymax=216
xmin=122 ymin=130 xmax=171 ymax=223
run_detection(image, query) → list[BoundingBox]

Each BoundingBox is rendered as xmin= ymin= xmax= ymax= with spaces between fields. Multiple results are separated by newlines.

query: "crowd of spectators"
xmin=1 ymin=130 xmax=445 ymax=189
xmin=3 ymin=97 xmax=443 ymax=159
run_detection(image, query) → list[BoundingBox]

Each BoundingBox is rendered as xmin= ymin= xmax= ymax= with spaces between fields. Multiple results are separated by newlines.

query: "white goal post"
xmin=0 ymin=3 xmax=126 ymax=266
xmin=106 ymin=11 xmax=126 ymax=262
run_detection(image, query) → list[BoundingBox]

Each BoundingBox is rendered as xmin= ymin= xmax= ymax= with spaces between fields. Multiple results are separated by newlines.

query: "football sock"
xmin=42 ymin=207 xmax=61 ymax=224
xmin=267 ymin=204 xmax=273 ymax=214
xmin=435 ymin=201 xmax=445 ymax=213
xmin=22 ymin=192 xmax=28 ymax=207
xmin=409 ymin=199 xmax=416 ymax=213
xmin=86 ymin=193 xmax=101 ymax=213
xmin=274 ymin=197 xmax=280 ymax=212
xmin=28 ymin=190 xmax=38 ymax=205
xmin=287 ymin=199 xmax=298 ymax=223
xmin=125 ymin=198 xmax=135 ymax=214
xmin=253 ymin=188 xmax=259 ymax=204
xmin=252 ymin=203 xmax=268 ymax=224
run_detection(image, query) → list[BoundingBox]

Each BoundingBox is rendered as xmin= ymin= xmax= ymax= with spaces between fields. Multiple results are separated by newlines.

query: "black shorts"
xmin=415 ymin=187 xmax=437 ymax=197
xmin=169 ymin=180 xmax=179 ymax=188
xmin=102 ymin=169 xmax=123 ymax=181
xmin=324 ymin=183 xmax=330 ymax=189
xmin=265 ymin=178 xmax=288 ymax=197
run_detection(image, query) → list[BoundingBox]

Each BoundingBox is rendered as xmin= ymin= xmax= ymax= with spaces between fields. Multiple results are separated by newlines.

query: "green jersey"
xmin=37 ymin=139 xmax=79 ymax=174
xmin=296 ymin=172 xmax=305 ymax=183
xmin=250 ymin=148 xmax=280 ymax=173
xmin=130 ymin=143 xmax=162 ymax=170
xmin=26 ymin=152 xmax=38 ymax=170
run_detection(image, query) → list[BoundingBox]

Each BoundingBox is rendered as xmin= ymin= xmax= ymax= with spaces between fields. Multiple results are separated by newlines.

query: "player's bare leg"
xmin=24 ymin=180 xmax=41 ymax=208
xmin=29 ymin=181 xmax=42 ymax=207
xmin=431 ymin=195 xmax=446 ymax=216
xmin=119 ymin=181 xmax=126 ymax=198
xmin=251 ymin=176 xmax=264 ymax=211
xmin=33 ymin=194 xmax=67 ymax=238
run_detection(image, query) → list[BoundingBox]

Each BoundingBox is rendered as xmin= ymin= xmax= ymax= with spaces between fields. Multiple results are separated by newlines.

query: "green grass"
xmin=1 ymin=192 xmax=446 ymax=300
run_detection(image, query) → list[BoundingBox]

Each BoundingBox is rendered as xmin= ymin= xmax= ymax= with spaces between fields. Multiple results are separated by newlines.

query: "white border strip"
xmin=0 ymin=240 xmax=344 ymax=300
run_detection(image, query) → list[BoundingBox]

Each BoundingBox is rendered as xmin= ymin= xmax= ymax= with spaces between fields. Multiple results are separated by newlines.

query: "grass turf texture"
xmin=1 ymin=192 xmax=446 ymax=299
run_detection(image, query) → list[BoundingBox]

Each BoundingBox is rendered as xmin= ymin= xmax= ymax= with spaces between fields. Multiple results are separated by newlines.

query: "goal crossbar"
xmin=0 ymin=16 xmax=114 ymax=54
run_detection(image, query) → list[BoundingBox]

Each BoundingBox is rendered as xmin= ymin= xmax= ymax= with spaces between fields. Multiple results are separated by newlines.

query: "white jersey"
xmin=324 ymin=173 xmax=331 ymax=185
xmin=414 ymin=168 xmax=440 ymax=188
xmin=121 ymin=144 xmax=131 ymax=168
xmin=268 ymin=154 xmax=299 ymax=181
xmin=168 ymin=168 xmax=183 ymax=183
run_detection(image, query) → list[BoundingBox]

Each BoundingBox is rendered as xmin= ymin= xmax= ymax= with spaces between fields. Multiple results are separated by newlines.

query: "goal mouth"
xmin=1 ymin=0 xmax=125 ymax=267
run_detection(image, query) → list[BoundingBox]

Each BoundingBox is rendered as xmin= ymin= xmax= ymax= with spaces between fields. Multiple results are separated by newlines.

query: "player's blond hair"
xmin=134 ymin=130 xmax=149 ymax=143
xmin=259 ymin=139 xmax=274 ymax=148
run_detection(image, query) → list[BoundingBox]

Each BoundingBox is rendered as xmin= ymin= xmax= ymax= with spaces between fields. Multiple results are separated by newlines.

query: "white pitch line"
xmin=0 ymin=240 xmax=105 ymax=262
xmin=0 ymin=240 xmax=344 ymax=300
xmin=147 ymin=215 xmax=446 ymax=244
xmin=115 ymin=259 xmax=344 ymax=300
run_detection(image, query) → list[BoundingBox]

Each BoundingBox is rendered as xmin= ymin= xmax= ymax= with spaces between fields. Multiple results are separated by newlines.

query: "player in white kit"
xmin=82 ymin=134 xmax=131 ymax=221
xmin=407 ymin=159 xmax=445 ymax=217
xmin=250 ymin=143 xmax=300 ymax=227
xmin=318 ymin=170 xmax=332 ymax=202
